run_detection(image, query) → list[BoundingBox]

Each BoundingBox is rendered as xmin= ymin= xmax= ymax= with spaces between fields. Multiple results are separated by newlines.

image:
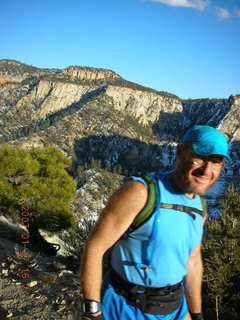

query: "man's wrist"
xmin=82 ymin=299 xmax=101 ymax=314
xmin=190 ymin=312 xmax=204 ymax=320
xmin=81 ymin=312 xmax=102 ymax=320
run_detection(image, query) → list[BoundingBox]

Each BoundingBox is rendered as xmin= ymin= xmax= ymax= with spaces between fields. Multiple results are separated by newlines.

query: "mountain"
xmin=0 ymin=59 xmax=240 ymax=216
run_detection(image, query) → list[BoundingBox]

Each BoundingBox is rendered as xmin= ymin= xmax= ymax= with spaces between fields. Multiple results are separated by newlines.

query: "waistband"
xmin=109 ymin=266 xmax=182 ymax=295
xmin=109 ymin=267 xmax=183 ymax=315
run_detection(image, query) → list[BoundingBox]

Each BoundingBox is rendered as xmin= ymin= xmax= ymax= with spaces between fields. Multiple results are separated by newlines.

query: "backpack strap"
xmin=200 ymin=196 xmax=207 ymax=218
xmin=129 ymin=174 xmax=207 ymax=232
xmin=130 ymin=175 xmax=158 ymax=231
xmin=160 ymin=203 xmax=204 ymax=220
xmin=130 ymin=174 xmax=161 ymax=271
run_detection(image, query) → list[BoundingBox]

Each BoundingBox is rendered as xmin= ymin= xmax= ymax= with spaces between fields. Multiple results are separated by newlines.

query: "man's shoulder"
xmin=129 ymin=170 xmax=170 ymax=183
xmin=115 ymin=178 xmax=148 ymax=201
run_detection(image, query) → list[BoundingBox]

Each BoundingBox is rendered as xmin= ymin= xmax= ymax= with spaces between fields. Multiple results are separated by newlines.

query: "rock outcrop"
xmin=63 ymin=66 xmax=121 ymax=81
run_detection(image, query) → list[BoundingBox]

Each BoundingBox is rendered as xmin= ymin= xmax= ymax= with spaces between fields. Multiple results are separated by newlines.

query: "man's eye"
xmin=192 ymin=160 xmax=202 ymax=166
xmin=211 ymin=159 xmax=223 ymax=165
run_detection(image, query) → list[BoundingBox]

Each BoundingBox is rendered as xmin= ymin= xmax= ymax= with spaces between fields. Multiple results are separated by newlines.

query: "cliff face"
xmin=105 ymin=85 xmax=183 ymax=125
xmin=218 ymin=95 xmax=240 ymax=140
xmin=0 ymin=59 xmax=185 ymax=133
xmin=63 ymin=66 xmax=121 ymax=81
xmin=1 ymin=59 xmax=239 ymax=142
xmin=0 ymin=59 xmax=239 ymax=216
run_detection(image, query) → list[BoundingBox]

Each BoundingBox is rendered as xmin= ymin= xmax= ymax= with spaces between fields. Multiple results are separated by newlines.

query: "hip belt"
xmin=109 ymin=267 xmax=183 ymax=315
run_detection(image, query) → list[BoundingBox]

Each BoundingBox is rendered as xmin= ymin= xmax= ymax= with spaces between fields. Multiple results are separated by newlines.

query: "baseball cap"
xmin=182 ymin=125 xmax=231 ymax=162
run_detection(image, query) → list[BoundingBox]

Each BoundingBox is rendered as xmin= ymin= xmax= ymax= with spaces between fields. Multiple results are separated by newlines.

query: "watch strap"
xmin=190 ymin=312 xmax=204 ymax=320
xmin=82 ymin=299 xmax=101 ymax=314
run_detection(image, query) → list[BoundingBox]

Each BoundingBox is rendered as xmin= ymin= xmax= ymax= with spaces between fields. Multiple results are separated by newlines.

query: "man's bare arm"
xmin=185 ymin=244 xmax=203 ymax=315
xmin=80 ymin=180 xmax=148 ymax=302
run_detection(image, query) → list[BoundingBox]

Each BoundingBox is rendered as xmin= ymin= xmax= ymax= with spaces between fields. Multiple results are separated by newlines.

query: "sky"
xmin=1 ymin=0 xmax=240 ymax=99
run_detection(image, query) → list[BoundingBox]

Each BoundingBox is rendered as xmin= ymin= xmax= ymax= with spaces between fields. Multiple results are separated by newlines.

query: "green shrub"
xmin=202 ymin=184 xmax=240 ymax=320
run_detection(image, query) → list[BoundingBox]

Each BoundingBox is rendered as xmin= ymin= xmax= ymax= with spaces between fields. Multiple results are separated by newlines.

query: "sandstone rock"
xmin=9 ymin=263 xmax=15 ymax=270
xmin=2 ymin=269 xmax=8 ymax=275
xmin=31 ymin=270 xmax=58 ymax=284
xmin=6 ymin=312 xmax=13 ymax=318
xmin=63 ymin=66 xmax=121 ymax=81
xmin=46 ymin=262 xmax=66 ymax=272
xmin=28 ymin=280 xmax=38 ymax=287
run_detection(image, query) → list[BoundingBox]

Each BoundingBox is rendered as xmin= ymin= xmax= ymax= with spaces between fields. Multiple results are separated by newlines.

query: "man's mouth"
xmin=193 ymin=176 xmax=211 ymax=184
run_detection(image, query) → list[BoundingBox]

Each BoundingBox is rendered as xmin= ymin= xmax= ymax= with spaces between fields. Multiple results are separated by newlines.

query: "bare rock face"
xmin=218 ymin=95 xmax=240 ymax=140
xmin=63 ymin=66 xmax=121 ymax=81
xmin=0 ymin=59 xmax=239 ymax=146
xmin=0 ymin=59 xmax=184 ymax=130
xmin=26 ymin=80 xmax=92 ymax=120
xmin=0 ymin=74 xmax=29 ymax=84
xmin=105 ymin=85 xmax=183 ymax=125
xmin=25 ymin=81 xmax=183 ymax=126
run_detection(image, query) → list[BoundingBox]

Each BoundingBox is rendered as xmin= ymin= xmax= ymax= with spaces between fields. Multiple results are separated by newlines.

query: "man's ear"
xmin=176 ymin=143 xmax=191 ymax=159
xmin=176 ymin=143 xmax=184 ymax=157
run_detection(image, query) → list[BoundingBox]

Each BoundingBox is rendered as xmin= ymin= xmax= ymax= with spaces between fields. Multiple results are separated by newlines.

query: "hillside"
xmin=0 ymin=59 xmax=239 ymax=206
xmin=0 ymin=59 xmax=240 ymax=319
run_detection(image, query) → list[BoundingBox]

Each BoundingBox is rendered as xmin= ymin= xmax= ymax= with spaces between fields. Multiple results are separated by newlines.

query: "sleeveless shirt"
xmin=110 ymin=172 xmax=204 ymax=287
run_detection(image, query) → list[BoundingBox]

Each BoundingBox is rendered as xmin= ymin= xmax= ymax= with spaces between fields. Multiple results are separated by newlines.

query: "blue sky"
xmin=1 ymin=0 xmax=240 ymax=99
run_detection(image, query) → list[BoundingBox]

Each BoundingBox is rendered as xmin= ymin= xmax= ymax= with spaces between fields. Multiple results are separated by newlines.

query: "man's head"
xmin=173 ymin=125 xmax=231 ymax=196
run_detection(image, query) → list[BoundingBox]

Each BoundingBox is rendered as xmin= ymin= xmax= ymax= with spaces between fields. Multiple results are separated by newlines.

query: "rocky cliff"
xmin=0 ymin=59 xmax=183 ymax=130
xmin=63 ymin=66 xmax=121 ymax=81
xmin=0 ymin=59 xmax=239 ymax=217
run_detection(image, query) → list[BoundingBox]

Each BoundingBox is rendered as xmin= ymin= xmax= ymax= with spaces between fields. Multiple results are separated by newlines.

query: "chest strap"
xmin=160 ymin=203 xmax=204 ymax=220
xmin=130 ymin=174 xmax=206 ymax=231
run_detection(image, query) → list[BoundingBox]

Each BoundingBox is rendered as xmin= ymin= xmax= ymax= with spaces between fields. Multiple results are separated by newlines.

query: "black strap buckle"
xmin=130 ymin=285 xmax=146 ymax=294
xmin=130 ymin=287 xmax=147 ymax=310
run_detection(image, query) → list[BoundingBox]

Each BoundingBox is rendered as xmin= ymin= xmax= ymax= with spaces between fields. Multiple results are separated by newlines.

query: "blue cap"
xmin=182 ymin=125 xmax=231 ymax=162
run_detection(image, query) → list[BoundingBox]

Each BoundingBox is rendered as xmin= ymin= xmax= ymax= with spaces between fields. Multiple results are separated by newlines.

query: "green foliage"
xmin=0 ymin=144 xmax=77 ymax=232
xmin=203 ymin=184 xmax=240 ymax=320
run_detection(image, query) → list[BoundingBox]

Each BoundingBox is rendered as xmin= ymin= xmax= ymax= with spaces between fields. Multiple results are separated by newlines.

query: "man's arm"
xmin=79 ymin=181 xmax=148 ymax=313
xmin=184 ymin=244 xmax=203 ymax=315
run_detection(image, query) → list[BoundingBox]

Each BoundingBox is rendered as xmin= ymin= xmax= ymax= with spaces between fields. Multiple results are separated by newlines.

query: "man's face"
xmin=175 ymin=143 xmax=224 ymax=196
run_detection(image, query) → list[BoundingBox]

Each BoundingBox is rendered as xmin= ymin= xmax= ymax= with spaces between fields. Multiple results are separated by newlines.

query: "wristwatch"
xmin=82 ymin=299 xmax=101 ymax=314
xmin=190 ymin=312 xmax=204 ymax=320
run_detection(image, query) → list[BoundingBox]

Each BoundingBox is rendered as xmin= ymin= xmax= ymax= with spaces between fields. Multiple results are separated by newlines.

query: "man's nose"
xmin=200 ymin=161 xmax=213 ymax=175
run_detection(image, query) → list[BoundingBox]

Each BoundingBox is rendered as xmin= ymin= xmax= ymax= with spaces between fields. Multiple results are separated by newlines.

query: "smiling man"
xmin=173 ymin=125 xmax=230 ymax=196
xmin=79 ymin=125 xmax=231 ymax=320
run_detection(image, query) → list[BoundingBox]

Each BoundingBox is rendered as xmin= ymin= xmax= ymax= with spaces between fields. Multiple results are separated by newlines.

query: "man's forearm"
xmin=80 ymin=242 xmax=104 ymax=302
xmin=185 ymin=256 xmax=203 ymax=314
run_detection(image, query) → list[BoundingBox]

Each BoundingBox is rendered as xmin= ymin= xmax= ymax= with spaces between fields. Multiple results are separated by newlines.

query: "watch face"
xmin=82 ymin=300 xmax=101 ymax=314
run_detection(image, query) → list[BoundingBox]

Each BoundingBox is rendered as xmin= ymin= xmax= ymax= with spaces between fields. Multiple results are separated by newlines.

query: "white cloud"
xmin=151 ymin=0 xmax=209 ymax=11
xmin=146 ymin=1 xmax=235 ymax=21
xmin=214 ymin=6 xmax=231 ymax=21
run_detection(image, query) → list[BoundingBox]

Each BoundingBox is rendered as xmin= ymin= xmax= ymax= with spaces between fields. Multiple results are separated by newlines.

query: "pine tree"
xmin=0 ymin=144 xmax=77 ymax=255
xmin=202 ymin=184 xmax=240 ymax=320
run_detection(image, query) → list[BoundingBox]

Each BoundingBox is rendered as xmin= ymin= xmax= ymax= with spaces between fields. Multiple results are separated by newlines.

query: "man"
xmin=79 ymin=125 xmax=231 ymax=320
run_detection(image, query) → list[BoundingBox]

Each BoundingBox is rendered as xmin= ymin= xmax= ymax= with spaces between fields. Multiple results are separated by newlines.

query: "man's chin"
xmin=189 ymin=183 xmax=213 ymax=195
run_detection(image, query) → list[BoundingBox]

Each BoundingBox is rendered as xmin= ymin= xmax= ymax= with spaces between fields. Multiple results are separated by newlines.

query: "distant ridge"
xmin=0 ymin=59 xmax=180 ymax=99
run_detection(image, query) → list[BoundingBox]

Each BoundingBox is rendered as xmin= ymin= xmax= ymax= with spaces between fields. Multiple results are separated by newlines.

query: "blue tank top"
xmin=110 ymin=172 xmax=204 ymax=287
